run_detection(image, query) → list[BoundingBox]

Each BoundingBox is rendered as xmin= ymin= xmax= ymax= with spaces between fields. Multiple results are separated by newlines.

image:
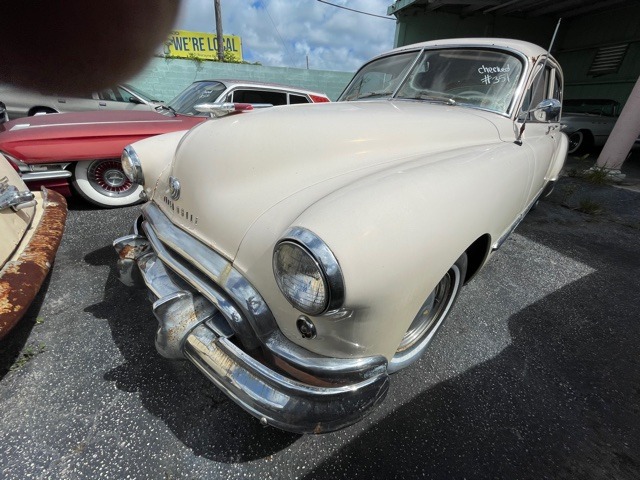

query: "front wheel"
xmin=72 ymin=159 xmax=143 ymax=208
xmin=388 ymin=253 xmax=467 ymax=373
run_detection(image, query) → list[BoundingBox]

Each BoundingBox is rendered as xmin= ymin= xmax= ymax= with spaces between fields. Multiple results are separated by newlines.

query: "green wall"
xmin=127 ymin=57 xmax=355 ymax=103
xmin=393 ymin=10 xmax=556 ymax=50
xmin=554 ymin=4 xmax=640 ymax=105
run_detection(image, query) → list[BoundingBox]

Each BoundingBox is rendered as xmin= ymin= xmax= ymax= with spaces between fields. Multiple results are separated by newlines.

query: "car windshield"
xmin=168 ymin=81 xmax=228 ymax=115
xmin=340 ymin=47 xmax=524 ymax=115
xmin=340 ymin=52 xmax=418 ymax=101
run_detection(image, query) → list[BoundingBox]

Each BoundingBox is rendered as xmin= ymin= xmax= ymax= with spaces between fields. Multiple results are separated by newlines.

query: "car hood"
xmin=156 ymin=100 xmax=504 ymax=260
xmin=0 ymin=110 xmax=201 ymax=162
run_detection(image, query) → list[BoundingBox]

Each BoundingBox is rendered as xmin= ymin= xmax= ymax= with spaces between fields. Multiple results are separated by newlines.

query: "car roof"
xmin=374 ymin=37 xmax=551 ymax=62
xmin=192 ymin=79 xmax=328 ymax=97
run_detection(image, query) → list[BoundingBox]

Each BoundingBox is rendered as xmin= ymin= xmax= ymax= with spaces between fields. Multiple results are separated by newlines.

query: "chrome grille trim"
xmin=142 ymin=219 xmax=260 ymax=350
xmin=141 ymin=202 xmax=388 ymax=383
xmin=143 ymin=203 xmax=276 ymax=341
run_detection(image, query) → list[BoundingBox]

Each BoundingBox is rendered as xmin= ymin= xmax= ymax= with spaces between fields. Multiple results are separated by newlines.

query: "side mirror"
xmin=532 ymin=98 xmax=561 ymax=122
xmin=128 ymin=96 xmax=144 ymax=105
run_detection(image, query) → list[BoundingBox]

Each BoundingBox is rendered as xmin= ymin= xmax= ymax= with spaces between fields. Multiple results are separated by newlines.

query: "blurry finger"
xmin=0 ymin=0 xmax=180 ymax=94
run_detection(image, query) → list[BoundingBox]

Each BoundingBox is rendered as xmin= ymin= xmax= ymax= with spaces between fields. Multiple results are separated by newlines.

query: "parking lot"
xmin=1 ymin=156 xmax=639 ymax=479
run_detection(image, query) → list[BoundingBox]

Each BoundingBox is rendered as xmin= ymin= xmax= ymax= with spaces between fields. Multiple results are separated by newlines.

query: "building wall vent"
xmin=588 ymin=44 xmax=628 ymax=76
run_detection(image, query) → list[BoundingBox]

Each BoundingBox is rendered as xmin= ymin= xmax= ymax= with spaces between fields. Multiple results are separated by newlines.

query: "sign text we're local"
xmin=165 ymin=30 xmax=243 ymax=61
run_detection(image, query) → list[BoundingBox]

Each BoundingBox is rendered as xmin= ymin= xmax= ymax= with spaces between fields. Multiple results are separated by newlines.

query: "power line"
xmin=263 ymin=1 xmax=299 ymax=67
xmin=316 ymin=0 xmax=395 ymax=20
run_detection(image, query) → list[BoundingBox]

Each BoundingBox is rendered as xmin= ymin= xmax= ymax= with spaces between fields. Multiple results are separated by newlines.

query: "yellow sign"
xmin=164 ymin=30 xmax=243 ymax=62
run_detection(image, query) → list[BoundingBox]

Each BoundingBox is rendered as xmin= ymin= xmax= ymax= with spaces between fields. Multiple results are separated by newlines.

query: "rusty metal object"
xmin=0 ymin=188 xmax=67 ymax=339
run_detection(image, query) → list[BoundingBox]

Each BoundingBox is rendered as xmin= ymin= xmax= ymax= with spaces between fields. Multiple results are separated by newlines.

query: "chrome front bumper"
xmin=114 ymin=202 xmax=389 ymax=434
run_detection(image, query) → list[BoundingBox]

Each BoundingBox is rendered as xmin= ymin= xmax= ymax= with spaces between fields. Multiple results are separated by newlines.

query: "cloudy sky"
xmin=174 ymin=0 xmax=397 ymax=72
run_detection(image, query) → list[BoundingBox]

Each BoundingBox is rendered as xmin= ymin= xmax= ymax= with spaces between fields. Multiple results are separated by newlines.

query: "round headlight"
xmin=121 ymin=145 xmax=144 ymax=185
xmin=273 ymin=228 xmax=345 ymax=316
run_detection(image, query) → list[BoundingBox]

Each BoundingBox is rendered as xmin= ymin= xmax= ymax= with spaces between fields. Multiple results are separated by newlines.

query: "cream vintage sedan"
xmin=114 ymin=38 xmax=568 ymax=433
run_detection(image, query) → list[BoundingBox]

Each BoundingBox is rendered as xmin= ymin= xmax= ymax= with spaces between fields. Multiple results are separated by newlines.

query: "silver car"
xmin=0 ymin=83 xmax=163 ymax=118
xmin=561 ymin=98 xmax=621 ymax=154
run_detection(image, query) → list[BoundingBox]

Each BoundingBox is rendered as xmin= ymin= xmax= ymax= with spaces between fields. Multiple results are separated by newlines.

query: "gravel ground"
xmin=1 ymin=159 xmax=638 ymax=479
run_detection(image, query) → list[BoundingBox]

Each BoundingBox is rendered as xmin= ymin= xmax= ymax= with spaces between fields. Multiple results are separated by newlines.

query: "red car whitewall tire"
xmin=73 ymin=159 xmax=143 ymax=208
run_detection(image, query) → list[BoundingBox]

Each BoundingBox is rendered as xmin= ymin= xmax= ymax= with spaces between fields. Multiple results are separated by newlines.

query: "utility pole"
xmin=214 ymin=0 xmax=224 ymax=61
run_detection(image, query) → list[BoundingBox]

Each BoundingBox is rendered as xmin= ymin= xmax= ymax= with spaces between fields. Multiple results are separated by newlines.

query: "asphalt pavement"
xmin=0 ymin=153 xmax=638 ymax=479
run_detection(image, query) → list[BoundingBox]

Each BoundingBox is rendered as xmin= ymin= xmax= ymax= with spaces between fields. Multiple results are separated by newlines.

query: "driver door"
xmin=518 ymin=60 xmax=563 ymax=205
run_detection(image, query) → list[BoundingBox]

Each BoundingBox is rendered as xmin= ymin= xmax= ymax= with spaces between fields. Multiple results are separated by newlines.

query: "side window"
xmin=521 ymin=64 xmax=560 ymax=122
xmin=289 ymin=94 xmax=310 ymax=104
xmin=231 ymin=89 xmax=287 ymax=106
xmin=98 ymin=87 xmax=126 ymax=102
xmin=116 ymin=86 xmax=137 ymax=103
xmin=551 ymin=68 xmax=562 ymax=102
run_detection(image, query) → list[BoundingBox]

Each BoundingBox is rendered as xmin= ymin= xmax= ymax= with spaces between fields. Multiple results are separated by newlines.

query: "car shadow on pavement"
xmin=83 ymin=245 xmax=299 ymax=462
xmin=302 ymin=191 xmax=640 ymax=479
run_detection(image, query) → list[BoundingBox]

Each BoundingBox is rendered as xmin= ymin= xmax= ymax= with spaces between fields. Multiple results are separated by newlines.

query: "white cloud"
xmin=174 ymin=0 xmax=396 ymax=72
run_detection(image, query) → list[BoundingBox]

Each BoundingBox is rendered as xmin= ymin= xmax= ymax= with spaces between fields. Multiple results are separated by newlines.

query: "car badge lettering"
xmin=169 ymin=176 xmax=181 ymax=200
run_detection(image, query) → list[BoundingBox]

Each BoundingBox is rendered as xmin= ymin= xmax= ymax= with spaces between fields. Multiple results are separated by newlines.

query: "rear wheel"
xmin=388 ymin=253 xmax=467 ymax=373
xmin=72 ymin=159 xmax=143 ymax=208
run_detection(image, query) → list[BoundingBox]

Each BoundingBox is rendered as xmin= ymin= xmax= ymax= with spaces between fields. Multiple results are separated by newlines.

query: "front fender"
xmin=236 ymin=142 xmax=533 ymax=361
xmin=132 ymin=130 xmax=189 ymax=200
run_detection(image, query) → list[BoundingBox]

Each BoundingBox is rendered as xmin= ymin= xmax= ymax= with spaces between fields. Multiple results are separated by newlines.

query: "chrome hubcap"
xmin=397 ymin=272 xmax=453 ymax=352
xmin=87 ymin=159 xmax=133 ymax=197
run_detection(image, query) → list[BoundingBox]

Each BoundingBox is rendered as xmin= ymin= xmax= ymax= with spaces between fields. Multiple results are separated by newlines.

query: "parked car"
xmin=0 ymin=80 xmax=330 ymax=207
xmin=561 ymin=98 xmax=621 ymax=154
xmin=0 ymin=154 xmax=67 ymax=339
xmin=114 ymin=38 xmax=567 ymax=433
xmin=0 ymin=101 xmax=7 ymax=124
xmin=0 ymin=83 xmax=163 ymax=119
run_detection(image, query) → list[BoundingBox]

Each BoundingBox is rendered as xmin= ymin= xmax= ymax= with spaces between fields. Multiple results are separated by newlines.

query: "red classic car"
xmin=0 ymin=80 xmax=330 ymax=207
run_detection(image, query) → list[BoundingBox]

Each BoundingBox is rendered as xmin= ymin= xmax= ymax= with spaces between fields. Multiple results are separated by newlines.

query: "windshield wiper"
xmin=155 ymin=104 xmax=177 ymax=116
xmin=414 ymin=94 xmax=456 ymax=106
xmin=357 ymin=91 xmax=393 ymax=100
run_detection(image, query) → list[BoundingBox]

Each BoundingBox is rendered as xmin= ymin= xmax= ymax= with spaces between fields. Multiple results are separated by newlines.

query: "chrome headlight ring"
xmin=273 ymin=227 xmax=345 ymax=316
xmin=121 ymin=145 xmax=144 ymax=185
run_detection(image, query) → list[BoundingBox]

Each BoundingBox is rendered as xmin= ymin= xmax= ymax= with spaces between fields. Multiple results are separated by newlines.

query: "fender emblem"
xmin=168 ymin=176 xmax=181 ymax=200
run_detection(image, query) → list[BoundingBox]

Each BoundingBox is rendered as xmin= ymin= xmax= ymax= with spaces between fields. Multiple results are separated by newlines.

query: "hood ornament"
xmin=168 ymin=176 xmax=181 ymax=200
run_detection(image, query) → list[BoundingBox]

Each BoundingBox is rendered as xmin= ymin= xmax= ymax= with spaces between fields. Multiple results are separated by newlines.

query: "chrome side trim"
xmin=491 ymin=185 xmax=545 ymax=251
xmin=20 ymin=170 xmax=73 ymax=182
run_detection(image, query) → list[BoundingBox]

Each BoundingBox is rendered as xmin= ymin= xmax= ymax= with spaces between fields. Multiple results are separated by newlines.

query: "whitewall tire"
xmin=72 ymin=159 xmax=143 ymax=208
